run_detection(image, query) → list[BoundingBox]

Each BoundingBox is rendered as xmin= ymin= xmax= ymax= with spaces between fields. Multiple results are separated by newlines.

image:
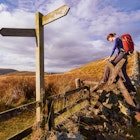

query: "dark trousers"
xmin=102 ymin=52 xmax=135 ymax=92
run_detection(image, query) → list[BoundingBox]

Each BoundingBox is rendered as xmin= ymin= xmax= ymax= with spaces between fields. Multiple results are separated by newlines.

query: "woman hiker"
xmin=100 ymin=33 xmax=136 ymax=93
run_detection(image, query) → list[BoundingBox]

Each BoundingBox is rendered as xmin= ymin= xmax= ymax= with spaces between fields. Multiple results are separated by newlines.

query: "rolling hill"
xmin=67 ymin=54 xmax=134 ymax=79
xmin=0 ymin=68 xmax=17 ymax=75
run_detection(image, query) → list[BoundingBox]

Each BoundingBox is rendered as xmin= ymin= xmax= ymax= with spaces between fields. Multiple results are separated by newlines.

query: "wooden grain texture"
xmin=0 ymin=28 xmax=35 ymax=37
xmin=42 ymin=5 xmax=70 ymax=25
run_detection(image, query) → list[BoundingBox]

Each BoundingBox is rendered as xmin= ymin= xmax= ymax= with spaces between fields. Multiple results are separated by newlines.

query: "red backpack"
xmin=121 ymin=34 xmax=134 ymax=53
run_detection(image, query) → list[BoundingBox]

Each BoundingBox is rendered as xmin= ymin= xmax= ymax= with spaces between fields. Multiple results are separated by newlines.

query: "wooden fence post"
xmin=75 ymin=78 xmax=81 ymax=88
xmin=75 ymin=78 xmax=82 ymax=101
xmin=48 ymin=99 xmax=55 ymax=130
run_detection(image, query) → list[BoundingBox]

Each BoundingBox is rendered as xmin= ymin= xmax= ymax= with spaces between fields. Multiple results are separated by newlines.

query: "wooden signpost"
xmin=0 ymin=4 xmax=70 ymax=130
xmin=35 ymin=5 xmax=69 ymax=129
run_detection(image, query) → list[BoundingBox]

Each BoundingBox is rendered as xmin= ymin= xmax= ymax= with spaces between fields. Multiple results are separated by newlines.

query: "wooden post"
xmin=35 ymin=12 xmax=45 ymax=125
xmin=75 ymin=78 xmax=81 ymax=88
xmin=48 ymin=99 xmax=54 ymax=130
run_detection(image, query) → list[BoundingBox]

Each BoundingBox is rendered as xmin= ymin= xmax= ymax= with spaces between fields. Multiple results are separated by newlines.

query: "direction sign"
xmin=0 ymin=28 xmax=35 ymax=37
xmin=42 ymin=5 xmax=70 ymax=25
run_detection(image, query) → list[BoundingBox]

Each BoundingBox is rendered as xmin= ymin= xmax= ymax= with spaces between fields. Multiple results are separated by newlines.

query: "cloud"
xmin=0 ymin=3 xmax=7 ymax=11
xmin=0 ymin=0 xmax=140 ymax=72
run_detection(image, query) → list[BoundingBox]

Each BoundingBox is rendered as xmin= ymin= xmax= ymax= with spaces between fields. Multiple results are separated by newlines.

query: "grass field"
xmin=0 ymin=54 xmax=135 ymax=139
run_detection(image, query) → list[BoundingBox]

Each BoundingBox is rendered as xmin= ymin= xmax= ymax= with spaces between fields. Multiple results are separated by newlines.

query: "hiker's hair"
xmin=107 ymin=33 xmax=116 ymax=41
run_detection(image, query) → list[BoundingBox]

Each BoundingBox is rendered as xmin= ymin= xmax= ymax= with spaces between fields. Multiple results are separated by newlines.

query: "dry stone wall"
xmin=131 ymin=51 xmax=140 ymax=86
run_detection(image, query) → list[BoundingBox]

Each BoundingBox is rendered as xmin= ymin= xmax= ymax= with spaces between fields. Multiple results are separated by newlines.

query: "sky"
xmin=0 ymin=0 xmax=140 ymax=73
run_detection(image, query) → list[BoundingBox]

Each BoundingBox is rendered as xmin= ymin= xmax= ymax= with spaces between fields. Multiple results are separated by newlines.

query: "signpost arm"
xmin=35 ymin=12 xmax=45 ymax=126
xmin=42 ymin=5 xmax=70 ymax=25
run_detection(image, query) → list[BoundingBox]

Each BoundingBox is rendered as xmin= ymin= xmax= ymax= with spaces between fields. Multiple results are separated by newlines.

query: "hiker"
xmin=100 ymin=33 xmax=136 ymax=92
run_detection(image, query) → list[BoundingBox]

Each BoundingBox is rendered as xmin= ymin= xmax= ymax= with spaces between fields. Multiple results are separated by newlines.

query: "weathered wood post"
xmin=75 ymin=78 xmax=81 ymax=88
xmin=75 ymin=78 xmax=82 ymax=101
xmin=48 ymin=99 xmax=55 ymax=130
xmin=35 ymin=12 xmax=45 ymax=126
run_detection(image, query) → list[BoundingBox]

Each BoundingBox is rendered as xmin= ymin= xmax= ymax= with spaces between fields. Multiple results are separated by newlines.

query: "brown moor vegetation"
xmin=0 ymin=54 xmax=134 ymax=112
xmin=0 ymin=54 xmax=135 ymax=139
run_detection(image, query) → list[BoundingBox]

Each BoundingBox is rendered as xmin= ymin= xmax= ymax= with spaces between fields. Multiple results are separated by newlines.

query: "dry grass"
xmin=0 ymin=110 xmax=35 ymax=140
xmin=0 ymin=76 xmax=36 ymax=112
xmin=0 ymin=54 xmax=134 ymax=112
xmin=0 ymin=53 xmax=136 ymax=139
xmin=67 ymin=54 xmax=134 ymax=79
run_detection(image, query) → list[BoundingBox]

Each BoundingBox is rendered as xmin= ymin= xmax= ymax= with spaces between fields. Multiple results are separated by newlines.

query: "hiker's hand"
xmin=105 ymin=56 xmax=110 ymax=61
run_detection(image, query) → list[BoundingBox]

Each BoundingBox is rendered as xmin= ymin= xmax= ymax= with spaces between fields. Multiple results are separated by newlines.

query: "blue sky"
xmin=0 ymin=0 xmax=140 ymax=72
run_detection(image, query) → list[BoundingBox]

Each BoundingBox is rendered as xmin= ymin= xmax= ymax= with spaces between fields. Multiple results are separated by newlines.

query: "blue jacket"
xmin=110 ymin=37 xmax=124 ymax=57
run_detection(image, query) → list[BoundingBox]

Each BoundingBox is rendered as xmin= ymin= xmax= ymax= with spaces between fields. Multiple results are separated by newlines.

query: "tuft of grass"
xmin=0 ymin=76 xmax=36 ymax=112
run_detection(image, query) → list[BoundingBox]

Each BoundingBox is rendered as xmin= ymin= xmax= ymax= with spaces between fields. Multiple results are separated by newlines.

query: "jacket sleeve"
xmin=110 ymin=38 xmax=117 ymax=57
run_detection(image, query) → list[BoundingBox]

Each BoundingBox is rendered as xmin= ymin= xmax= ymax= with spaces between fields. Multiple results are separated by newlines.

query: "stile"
xmin=107 ymin=59 xmax=126 ymax=85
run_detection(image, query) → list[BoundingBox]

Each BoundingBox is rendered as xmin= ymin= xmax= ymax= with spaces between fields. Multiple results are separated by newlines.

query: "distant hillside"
xmin=0 ymin=68 xmax=18 ymax=75
xmin=67 ymin=58 xmax=106 ymax=78
xmin=0 ymin=69 xmax=36 ymax=76
xmin=5 ymin=71 xmax=36 ymax=76
xmin=67 ymin=54 xmax=134 ymax=79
